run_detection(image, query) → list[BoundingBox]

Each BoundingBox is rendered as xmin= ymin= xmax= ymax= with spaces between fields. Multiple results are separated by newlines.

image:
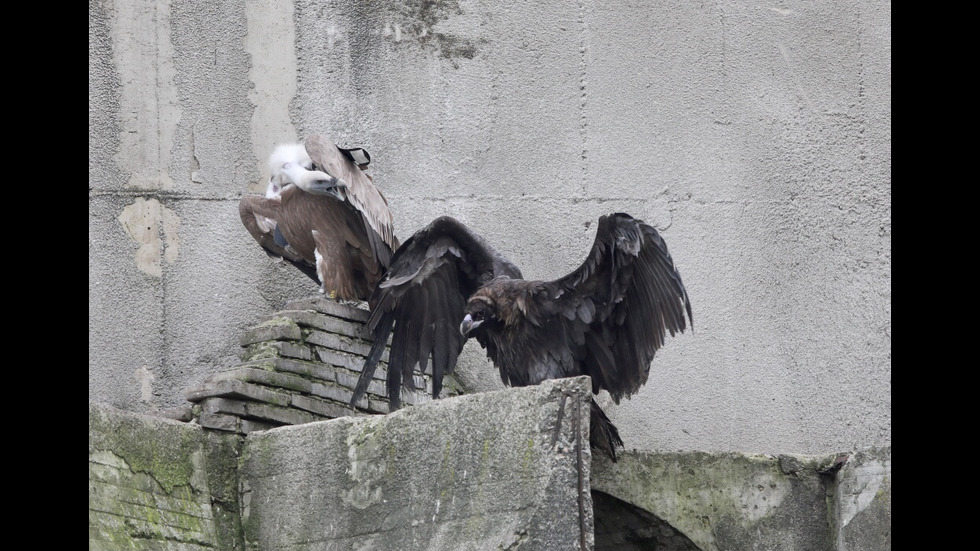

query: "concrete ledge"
xmin=833 ymin=446 xmax=891 ymax=551
xmin=89 ymin=402 xmax=223 ymax=551
xmin=239 ymin=376 xmax=595 ymax=551
xmin=91 ymin=394 xmax=891 ymax=550
xmin=591 ymin=447 xmax=892 ymax=551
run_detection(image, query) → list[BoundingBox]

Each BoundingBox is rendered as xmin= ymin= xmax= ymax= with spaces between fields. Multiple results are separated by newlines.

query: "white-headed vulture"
xmin=239 ymin=135 xmax=399 ymax=305
xmin=351 ymin=213 xmax=692 ymax=461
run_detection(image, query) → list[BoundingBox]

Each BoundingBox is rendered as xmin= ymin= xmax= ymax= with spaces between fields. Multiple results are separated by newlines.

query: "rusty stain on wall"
xmin=118 ymin=197 xmax=181 ymax=277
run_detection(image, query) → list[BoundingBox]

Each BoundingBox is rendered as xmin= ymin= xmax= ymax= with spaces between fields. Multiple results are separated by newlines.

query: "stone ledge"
xmin=90 ymin=402 xmax=891 ymax=551
xmin=185 ymin=298 xmax=460 ymax=435
xmin=239 ymin=376 xmax=594 ymax=550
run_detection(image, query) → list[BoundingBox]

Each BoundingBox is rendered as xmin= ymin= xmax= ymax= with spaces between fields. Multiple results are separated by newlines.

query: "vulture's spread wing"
xmin=545 ymin=212 xmax=693 ymax=402
xmin=238 ymin=194 xmax=320 ymax=284
xmin=305 ymin=135 xmax=399 ymax=268
xmin=351 ymin=216 xmax=522 ymax=410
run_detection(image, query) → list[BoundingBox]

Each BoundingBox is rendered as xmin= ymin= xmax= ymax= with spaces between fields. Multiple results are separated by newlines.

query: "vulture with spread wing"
xmin=239 ymin=135 xmax=399 ymax=305
xmin=351 ymin=213 xmax=692 ymax=461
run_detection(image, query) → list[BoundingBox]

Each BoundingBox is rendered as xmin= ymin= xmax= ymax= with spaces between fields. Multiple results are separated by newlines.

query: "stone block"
xmin=241 ymin=340 xmax=313 ymax=362
xmin=89 ymin=402 xmax=222 ymax=550
xmin=269 ymin=309 xmax=370 ymax=340
xmin=290 ymin=393 xmax=357 ymax=419
xmin=273 ymin=357 xmax=338 ymax=384
xmin=240 ymin=317 xmax=303 ymax=346
xmin=199 ymin=411 xmax=244 ymax=433
xmin=315 ymin=346 xmax=388 ymax=371
xmin=241 ymin=401 xmax=322 ymax=426
xmin=239 ymin=377 xmax=594 ymax=551
xmin=284 ymin=297 xmax=371 ymax=323
xmin=304 ymin=328 xmax=374 ymax=357
xmin=201 ymin=397 xmax=249 ymax=417
xmin=184 ymin=378 xmax=292 ymax=407
xmin=208 ymin=366 xmax=314 ymax=394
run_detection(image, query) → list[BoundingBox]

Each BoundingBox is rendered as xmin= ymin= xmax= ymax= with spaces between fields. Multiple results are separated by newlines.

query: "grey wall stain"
xmin=118 ymin=197 xmax=181 ymax=277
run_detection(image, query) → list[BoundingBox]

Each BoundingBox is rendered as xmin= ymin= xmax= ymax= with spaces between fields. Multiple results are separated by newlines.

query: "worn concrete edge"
xmin=237 ymin=376 xmax=595 ymax=550
xmin=590 ymin=446 xmax=891 ymax=551
xmin=89 ymin=401 xmax=246 ymax=550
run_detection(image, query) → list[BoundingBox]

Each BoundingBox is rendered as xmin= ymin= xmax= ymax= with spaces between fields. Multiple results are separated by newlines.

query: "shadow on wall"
xmin=593 ymin=490 xmax=702 ymax=551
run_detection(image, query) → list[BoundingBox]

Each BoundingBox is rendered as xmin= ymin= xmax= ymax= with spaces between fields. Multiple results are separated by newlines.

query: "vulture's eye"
xmin=471 ymin=309 xmax=486 ymax=321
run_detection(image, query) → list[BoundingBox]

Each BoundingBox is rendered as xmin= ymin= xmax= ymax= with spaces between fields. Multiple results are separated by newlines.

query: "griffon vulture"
xmin=350 ymin=213 xmax=692 ymax=461
xmin=239 ymin=135 xmax=399 ymax=304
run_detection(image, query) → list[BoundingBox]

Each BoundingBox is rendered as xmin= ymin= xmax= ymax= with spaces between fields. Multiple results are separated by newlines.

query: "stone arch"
xmin=592 ymin=490 xmax=704 ymax=551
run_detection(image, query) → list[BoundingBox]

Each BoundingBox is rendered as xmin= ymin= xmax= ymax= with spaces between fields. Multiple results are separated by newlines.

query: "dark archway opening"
xmin=592 ymin=490 xmax=704 ymax=551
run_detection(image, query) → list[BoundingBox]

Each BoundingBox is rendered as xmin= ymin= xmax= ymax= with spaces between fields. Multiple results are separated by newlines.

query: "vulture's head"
xmin=278 ymin=162 xmax=346 ymax=201
xmin=460 ymin=294 xmax=499 ymax=337
xmin=267 ymin=143 xmax=314 ymax=198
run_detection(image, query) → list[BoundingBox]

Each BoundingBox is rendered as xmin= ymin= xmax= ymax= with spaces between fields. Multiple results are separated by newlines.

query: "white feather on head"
xmin=266 ymin=143 xmax=314 ymax=198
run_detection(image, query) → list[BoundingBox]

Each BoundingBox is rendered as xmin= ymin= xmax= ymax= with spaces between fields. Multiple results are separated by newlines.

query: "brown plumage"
xmin=239 ymin=135 xmax=399 ymax=305
xmin=351 ymin=213 xmax=692 ymax=461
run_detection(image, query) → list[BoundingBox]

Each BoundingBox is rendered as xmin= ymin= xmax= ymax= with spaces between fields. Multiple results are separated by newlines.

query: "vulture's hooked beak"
xmin=459 ymin=314 xmax=481 ymax=337
xmin=301 ymin=176 xmax=346 ymax=202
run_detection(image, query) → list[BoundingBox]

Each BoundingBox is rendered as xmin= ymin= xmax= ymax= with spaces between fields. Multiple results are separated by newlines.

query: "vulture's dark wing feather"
xmin=545 ymin=212 xmax=692 ymax=402
xmin=351 ymin=216 xmax=522 ymax=410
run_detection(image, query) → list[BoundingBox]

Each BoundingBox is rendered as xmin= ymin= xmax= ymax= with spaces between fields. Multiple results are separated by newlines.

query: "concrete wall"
xmin=89 ymin=0 xmax=891 ymax=457
xmin=90 ymin=384 xmax=891 ymax=550
xmin=90 ymin=378 xmax=595 ymax=551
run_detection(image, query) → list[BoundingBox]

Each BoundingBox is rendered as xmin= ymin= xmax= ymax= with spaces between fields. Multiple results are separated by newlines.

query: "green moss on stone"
xmin=90 ymin=408 xmax=203 ymax=495
xmin=242 ymin=341 xmax=283 ymax=361
xmin=258 ymin=316 xmax=298 ymax=328
xmin=89 ymin=404 xmax=222 ymax=548
xmin=521 ymin=437 xmax=535 ymax=472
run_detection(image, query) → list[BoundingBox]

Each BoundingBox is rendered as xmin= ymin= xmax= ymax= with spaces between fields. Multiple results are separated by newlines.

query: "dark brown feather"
xmin=351 ymin=216 xmax=521 ymax=409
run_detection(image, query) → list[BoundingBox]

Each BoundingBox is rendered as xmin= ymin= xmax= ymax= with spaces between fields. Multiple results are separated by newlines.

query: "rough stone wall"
xmin=89 ymin=277 xmax=889 ymax=550
xmin=89 ymin=375 xmax=596 ymax=551
xmin=89 ymin=265 xmax=889 ymax=551
xmin=830 ymin=447 xmax=892 ymax=551
xmin=89 ymin=0 xmax=891 ymax=459
xmin=590 ymin=448 xmax=892 ymax=551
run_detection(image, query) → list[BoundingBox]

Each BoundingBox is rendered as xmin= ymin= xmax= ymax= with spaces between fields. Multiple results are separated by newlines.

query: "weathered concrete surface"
xmin=89 ymin=0 xmax=891 ymax=462
xmin=832 ymin=447 xmax=891 ymax=551
xmin=240 ymin=376 xmax=594 ymax=551
xmin=90 ymin=395 xmax=890 ymax=550
xmin=88 ymin=401 xmax=242 ymax=551
xmin=591 ymin=448 xmax=891 ymax=551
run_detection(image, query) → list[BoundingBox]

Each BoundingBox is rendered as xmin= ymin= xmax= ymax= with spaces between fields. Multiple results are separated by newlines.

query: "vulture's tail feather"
xmin=589 ymin=399 xmax=624 ymax=462
xmin=350 ymin=313 xmax=395 ymax=408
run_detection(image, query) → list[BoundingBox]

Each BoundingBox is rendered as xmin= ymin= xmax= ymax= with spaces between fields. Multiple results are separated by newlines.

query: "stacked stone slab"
xmin=184 ymin=297 xmax=461 ymax=434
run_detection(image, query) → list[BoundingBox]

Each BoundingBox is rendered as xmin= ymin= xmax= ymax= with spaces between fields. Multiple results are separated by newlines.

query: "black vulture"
xmin=351 ymin=213 xmax=692 ymax=461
